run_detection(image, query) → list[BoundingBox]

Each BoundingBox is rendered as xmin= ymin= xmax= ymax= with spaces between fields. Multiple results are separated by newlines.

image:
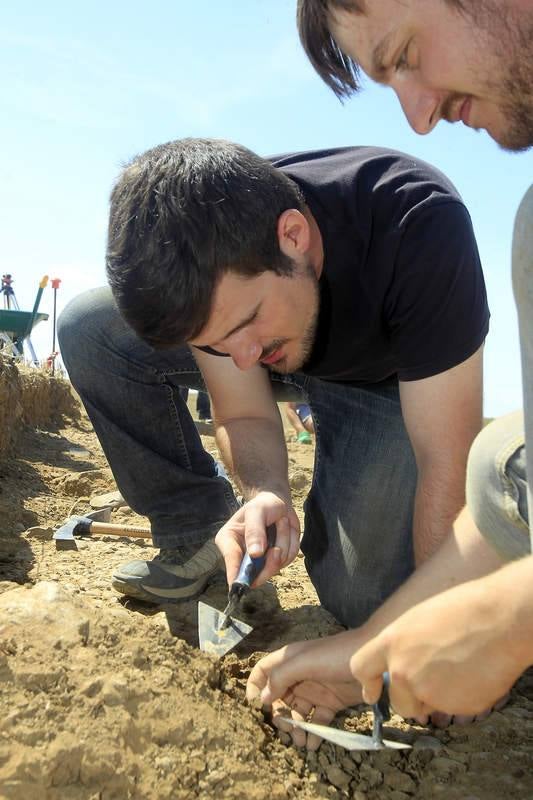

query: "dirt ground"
xmin=1 ymin=383 xmax=533 ymax=799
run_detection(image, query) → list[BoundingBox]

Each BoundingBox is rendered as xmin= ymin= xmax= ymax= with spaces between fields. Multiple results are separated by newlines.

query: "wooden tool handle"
xmin=89 ymin=521 xmax=152 ymax=538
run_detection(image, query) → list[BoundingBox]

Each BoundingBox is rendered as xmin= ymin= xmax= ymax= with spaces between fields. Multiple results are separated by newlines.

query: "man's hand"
xmin=215 ymin=491 xmax=301 ymax=585
xmin=349 ymin=573 xmax=528 ymax=720
xmin=246 ymin=638 xmax=363 ymax=749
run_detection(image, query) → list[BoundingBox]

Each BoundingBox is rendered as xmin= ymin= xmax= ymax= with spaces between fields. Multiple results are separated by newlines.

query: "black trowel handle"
xmin=232 ymin=523 xmax=277 ymax=591
xmin=371 ymin=672 xmax=391 ymax=747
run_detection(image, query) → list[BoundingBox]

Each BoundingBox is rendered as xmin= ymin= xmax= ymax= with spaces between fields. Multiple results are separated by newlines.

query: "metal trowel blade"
xmin=198 ymin=601 xmax=253 ymax=657
xmin=285 ymin=718 xmax=411 ymax=750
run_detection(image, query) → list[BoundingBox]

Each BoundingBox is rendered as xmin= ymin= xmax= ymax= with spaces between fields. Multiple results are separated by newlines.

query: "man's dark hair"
xmin=297 ymin=0 xmax=364 ymax=99
xmin=297 ymin=0 xmax=464 ymax=99
xmin=106 ymin=138 xmax=304 ymax=348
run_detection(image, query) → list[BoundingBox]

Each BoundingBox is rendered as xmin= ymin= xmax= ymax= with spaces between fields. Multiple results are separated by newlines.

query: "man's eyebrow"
xmin=370 ymin=31 xmax=396 ymax=80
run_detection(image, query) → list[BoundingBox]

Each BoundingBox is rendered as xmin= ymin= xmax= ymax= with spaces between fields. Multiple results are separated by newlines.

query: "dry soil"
xmin=1 ymin=377 xmax=533 ymax=799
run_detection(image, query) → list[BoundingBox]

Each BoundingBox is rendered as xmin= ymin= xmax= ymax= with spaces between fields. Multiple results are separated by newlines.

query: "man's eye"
xmin=395 ymin=45 xmax=410 ymax=72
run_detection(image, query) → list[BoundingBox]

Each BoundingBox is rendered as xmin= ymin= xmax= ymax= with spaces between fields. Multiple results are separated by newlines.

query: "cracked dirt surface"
xmin=1 ymin=385 xmax=533 ymax=799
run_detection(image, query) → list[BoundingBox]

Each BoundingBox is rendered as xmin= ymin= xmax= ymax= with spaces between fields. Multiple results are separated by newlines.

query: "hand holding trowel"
xmin=198 ymin=523 xmax=277 ymax=657
xmin=286 ymin=673 xmax=412 ymax=751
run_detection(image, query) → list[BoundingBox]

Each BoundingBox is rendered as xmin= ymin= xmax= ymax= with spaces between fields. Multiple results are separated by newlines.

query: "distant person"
xmin=179 ymin=388 xmax=213 ymax=424
xmin=285 ymin=402 xmax=314 ymax=444
xmin=244 ymin=0 xmax=533 ymax=741
xmin=196 ymin=390 xmax=212 ymax=423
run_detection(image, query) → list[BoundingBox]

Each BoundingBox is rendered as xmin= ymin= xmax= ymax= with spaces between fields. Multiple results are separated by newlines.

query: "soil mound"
xmin=0 ymin=356 xmax=78 ymax=455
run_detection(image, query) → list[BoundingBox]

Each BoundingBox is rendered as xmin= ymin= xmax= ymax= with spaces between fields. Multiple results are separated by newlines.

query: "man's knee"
xmin=58 ymin=287 xmax=116 ymax=363
xmin=466 ymin=411 xmax=529 ymax=561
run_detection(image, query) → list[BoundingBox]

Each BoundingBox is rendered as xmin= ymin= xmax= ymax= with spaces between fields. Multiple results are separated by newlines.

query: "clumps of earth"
xmin=1 ymin=357 xmax=533 ymax=799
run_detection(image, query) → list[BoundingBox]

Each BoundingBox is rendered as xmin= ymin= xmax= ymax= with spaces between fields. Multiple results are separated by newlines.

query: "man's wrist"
xmin=244 ymin=486 xmax=293 ymax=507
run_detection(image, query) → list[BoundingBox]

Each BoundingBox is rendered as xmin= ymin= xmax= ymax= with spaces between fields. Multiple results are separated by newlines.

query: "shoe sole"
xmin=111 ymin=570 xmax=221 ymax=604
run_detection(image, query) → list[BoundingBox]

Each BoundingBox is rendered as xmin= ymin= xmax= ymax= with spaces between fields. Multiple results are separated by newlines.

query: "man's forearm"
xmin=412 ymin=465 xmax=467 ymax=564
xmin=399 ymin=349 xmax=483 ymax=565
xmin=215 ymin=416 xmax=291 ymax=503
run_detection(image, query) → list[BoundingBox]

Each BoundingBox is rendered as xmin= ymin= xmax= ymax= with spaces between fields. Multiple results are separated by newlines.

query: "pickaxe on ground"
xmin=53 ymin=508 xmax=152 ymax=545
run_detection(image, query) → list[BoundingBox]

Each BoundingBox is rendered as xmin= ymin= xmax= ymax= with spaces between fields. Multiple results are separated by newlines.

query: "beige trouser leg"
xmin=467 ymin=185 xmax=533 ymax=559
xmin=512 ymin=185 xmax=533 ymax=549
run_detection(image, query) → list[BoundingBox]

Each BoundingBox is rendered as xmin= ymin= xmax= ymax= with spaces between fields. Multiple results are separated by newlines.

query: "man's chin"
xmin=496 ymin=135 xmax=533 ymax=153
xmin=268 ymin=358 xmax=291 ymax=375
xmin=490 ymin=111 xmax=533 ymax=152
xmin=268 ymin=355 xmax=305 ymax=375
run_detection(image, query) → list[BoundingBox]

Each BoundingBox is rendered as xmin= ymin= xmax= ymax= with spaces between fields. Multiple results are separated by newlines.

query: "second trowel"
xmin=286 ymin=674 xmax=412 ymax=751
xmin=198 ymin=524 xmax=277 ymax=657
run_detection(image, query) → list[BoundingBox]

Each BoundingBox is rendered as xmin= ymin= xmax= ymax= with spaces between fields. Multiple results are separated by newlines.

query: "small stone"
xmin=190 ymin=756 xmax=206 ymax=773
xmin=89 ymin=490 xmax=124 ymax=509
xmin=383 ymin=766 xmax=416 ymax=794
xmin=318 ymin=751 xmax=331 ymax=771
xmin=413 ymin=735 xmax=442 ymax=751
xmin=205 ymin=769 xmax=226 ymax=787
xmin=0 ymin=582 xmax=92 ymax=648
xmin=24 ymin=526 xmax=54 ymax=540
xmin=80 ymin=677 xmax=103 ymax=697
xmin=340 ymin=755 xmax=358 ymax=775
xmin=359 ymin=763 xmax=383 ymax=788
xmin=326 ymin=764 xmax=351 ymax=790
xmin=155 ymin=756 xmax=174 ymax=772
xmin=101 ymin=675 xmax=131 ymax=706
xmin=289 ymin=470 xmax=309 ymax=491
xmin=429 ymin=756 xmax=467 ymax=777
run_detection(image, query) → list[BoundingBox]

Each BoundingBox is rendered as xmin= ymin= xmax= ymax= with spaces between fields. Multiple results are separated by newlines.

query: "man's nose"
xmin=394 ymin=80 xmax=441 ymax=135
xmin=227 ymin=333 xmax=261 ymax=371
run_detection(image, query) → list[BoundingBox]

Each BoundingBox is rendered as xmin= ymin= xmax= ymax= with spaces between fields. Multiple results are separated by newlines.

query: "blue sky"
xmin=2 ymin=0 xmax=531 ymax=416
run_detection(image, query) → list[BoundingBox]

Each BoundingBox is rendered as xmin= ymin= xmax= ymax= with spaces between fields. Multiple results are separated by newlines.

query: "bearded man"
xmin=246 ymin=0 xmax=533 ymax=744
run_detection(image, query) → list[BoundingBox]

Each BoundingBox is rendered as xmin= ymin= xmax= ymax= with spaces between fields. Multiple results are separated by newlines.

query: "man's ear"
xmin=277 ymin=209 xmax=311 ymax=258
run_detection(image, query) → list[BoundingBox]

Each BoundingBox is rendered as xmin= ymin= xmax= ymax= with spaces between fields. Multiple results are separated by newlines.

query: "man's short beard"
xmin=500 ymin=77 xmax=533 ymax=153
xmin=462 ymin=0 xmax=533 ymax=151
xmin=499 ymin=25 xmax=533 ymax=152
xmin=270 ymin=267 xmax=320 ymax=375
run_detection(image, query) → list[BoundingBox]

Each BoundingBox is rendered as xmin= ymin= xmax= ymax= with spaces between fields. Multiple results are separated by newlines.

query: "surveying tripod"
xmin=1 ymin=274 xmax=16 ymax=309
xmin=0 ymin=274 xmax=40 ymax=362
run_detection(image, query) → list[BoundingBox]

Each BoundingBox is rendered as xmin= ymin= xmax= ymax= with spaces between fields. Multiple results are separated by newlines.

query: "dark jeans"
xmin=58 ymin=287 xmax=417 ymax=626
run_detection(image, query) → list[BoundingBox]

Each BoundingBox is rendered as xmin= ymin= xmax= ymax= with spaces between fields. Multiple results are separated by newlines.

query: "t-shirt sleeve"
xmin=386 ymin=201 xmax=490 ymax=381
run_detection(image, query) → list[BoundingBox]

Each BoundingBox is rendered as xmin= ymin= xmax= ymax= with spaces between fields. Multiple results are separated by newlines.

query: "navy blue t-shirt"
xmin=196 ymin=146 xmax=489 ymax=385
xmin=271 ymin=146 xmax=489 ymax=384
